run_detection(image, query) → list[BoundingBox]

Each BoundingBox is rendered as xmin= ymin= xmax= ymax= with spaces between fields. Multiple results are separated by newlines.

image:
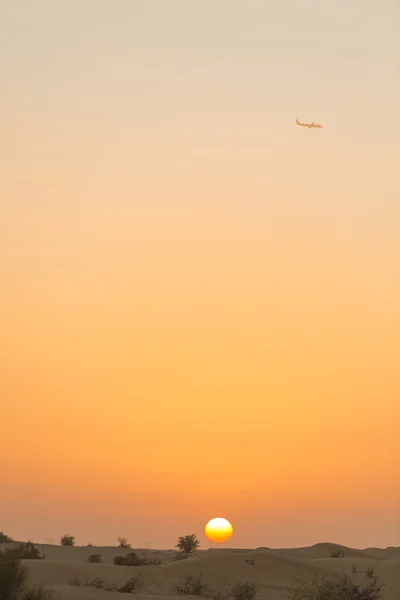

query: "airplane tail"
xmin=296 ymin=119 xmax=300 ymax=125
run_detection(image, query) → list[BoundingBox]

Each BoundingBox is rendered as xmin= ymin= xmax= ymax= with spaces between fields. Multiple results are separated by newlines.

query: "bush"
xmin=113 ymin=552 xmax=160 ymax=567
xmin=175 ymin=535 xmax=200 ymax=554
xmin=230 ymin=582 xmax=259 ymax=600
xmin=122 ymin=553 xmax=141 ymax=567
xmin=87 ymin=554 xmax=102 ymax=563
xmin=286 ymin=572 xmax=384 ymax=600
xmin=0 ymin=555 xmax=53 ymax=600
xmin=0 ymin=532 xmax=13 ymax=544
xmin=209 ymin=583 xmax=231 ymax=600
xmin=142 ymin=556 xmax=161 ymax=566
xmin=3 ymin=542 xmax=45 ymax=560
xmin=331 ymin=551 xmax=345 ymax=558
xmin=22 ymin=542 xmax=45 ymax=560
xmin=60 ymin=535 xmax=75 ymax=547
xmin=174 ymin=574 xmax=209 ymax=596
xmin=118 ymin=537 xmax=131 ymax=549
xmin=365 ymin=568 xmax=375 ymax=579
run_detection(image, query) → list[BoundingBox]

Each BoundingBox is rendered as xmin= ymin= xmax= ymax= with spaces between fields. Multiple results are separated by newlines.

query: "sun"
xmin=205 ymin=517 xmax=233 ymax=543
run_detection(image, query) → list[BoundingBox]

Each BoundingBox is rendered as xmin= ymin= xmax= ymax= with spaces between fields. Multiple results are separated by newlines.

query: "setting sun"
xmin=205 ymin=518 xmax=233 ymax=543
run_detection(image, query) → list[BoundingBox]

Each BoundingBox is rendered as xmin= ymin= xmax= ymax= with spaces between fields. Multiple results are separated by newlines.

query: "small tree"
xmin=117 ymin=537 xmax=131 ymax=549
xmin=60 ymin=535 xmax=75 ymax=547
xmin=175 ymin=534 xmax=200 ymax=554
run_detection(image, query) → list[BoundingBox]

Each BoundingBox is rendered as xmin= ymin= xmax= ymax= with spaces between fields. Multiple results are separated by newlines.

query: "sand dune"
xmin=3 ymin=543 xmax=399 ymax=600
xmin=262 ymin=542 xmax=400 ymax=561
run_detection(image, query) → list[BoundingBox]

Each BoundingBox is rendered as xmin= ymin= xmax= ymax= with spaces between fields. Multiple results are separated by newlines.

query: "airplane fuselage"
xmin=296 ymin=119 xmax=323 ymax=128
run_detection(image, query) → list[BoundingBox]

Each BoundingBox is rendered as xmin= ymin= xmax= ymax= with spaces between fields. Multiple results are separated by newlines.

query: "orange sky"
xmin=1 ymin=0 xmax=399 ymax=549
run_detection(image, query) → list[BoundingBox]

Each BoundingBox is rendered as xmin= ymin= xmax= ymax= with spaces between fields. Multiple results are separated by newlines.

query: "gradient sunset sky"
xmin=1 ymin=1 xmax=399 ymax=550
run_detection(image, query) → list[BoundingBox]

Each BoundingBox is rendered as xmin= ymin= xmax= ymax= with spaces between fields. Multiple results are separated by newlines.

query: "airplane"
xmin=296 ymin=118 xmax=323 ymax=128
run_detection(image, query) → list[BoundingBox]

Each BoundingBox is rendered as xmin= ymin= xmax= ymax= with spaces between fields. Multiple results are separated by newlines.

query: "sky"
xmin=1 ymin=0 xmax=399 ymax=550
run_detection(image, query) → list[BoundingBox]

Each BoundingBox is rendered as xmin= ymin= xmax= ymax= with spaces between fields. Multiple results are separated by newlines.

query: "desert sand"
xmin=2 ymin=542 xmax=399 ymax=600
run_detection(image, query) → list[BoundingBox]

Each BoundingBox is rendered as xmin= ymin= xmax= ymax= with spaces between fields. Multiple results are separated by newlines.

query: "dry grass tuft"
xmin=70 ymin=574 xmax=142 ymax=594
xmin=174 ymin=574 xmax=210 ymax=596
xmin=0 ymin=555 xmax=52 ymax=600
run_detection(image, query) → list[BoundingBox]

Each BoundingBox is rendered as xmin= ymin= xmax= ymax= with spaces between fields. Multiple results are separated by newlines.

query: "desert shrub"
xmin=3 ymin=543 xmax=45 ymax=561
xmin=365 ymin=568 xmax=375 ymax=579
xmin=0 ymin=533 xmax=12 ymax=544
xmin=87 ymin=554 xmax=102 ymax=563
xmin=173 ymin=553 xmax=189 ymax=561
xmin=331 ymin=551 xmax=345 ymax=558
xmin=286 ymin=572 xmax=384 ymax=600
xmin=175 ymin=534 xmax=200 ymax=554
xmin=230 ymin=582 xmax=259 ymax=600
xmin=209 ymin=583 xmax=231 ymax=600
xmin=113 ymin=552 xmax=159 ymax=567
xmin=245 ymin=560 xmax=255 ymax=566
xmin=122 ymin=552 xmax=141 ymax=567
xmin=142 ymin=556 xmax=161 ymax=566
xmin=352 ymin=565 xmax=358 ymax=575
xmin=118 ymin=537 xmax=131 ymax=549
xmin=0 ymin=556 xmax=52 ymax=600
xmin=87 ymin=543 xmax=93 ymax=547
xmin=60 ymin=535 xmax=74 ymax=547
xmin=134 ymin=554 xmax=160 ymax=566
xmin=174 ymin=574 xmax=209 ymax=596
xmin=21 ymin=542 xmax=45 ymax=560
